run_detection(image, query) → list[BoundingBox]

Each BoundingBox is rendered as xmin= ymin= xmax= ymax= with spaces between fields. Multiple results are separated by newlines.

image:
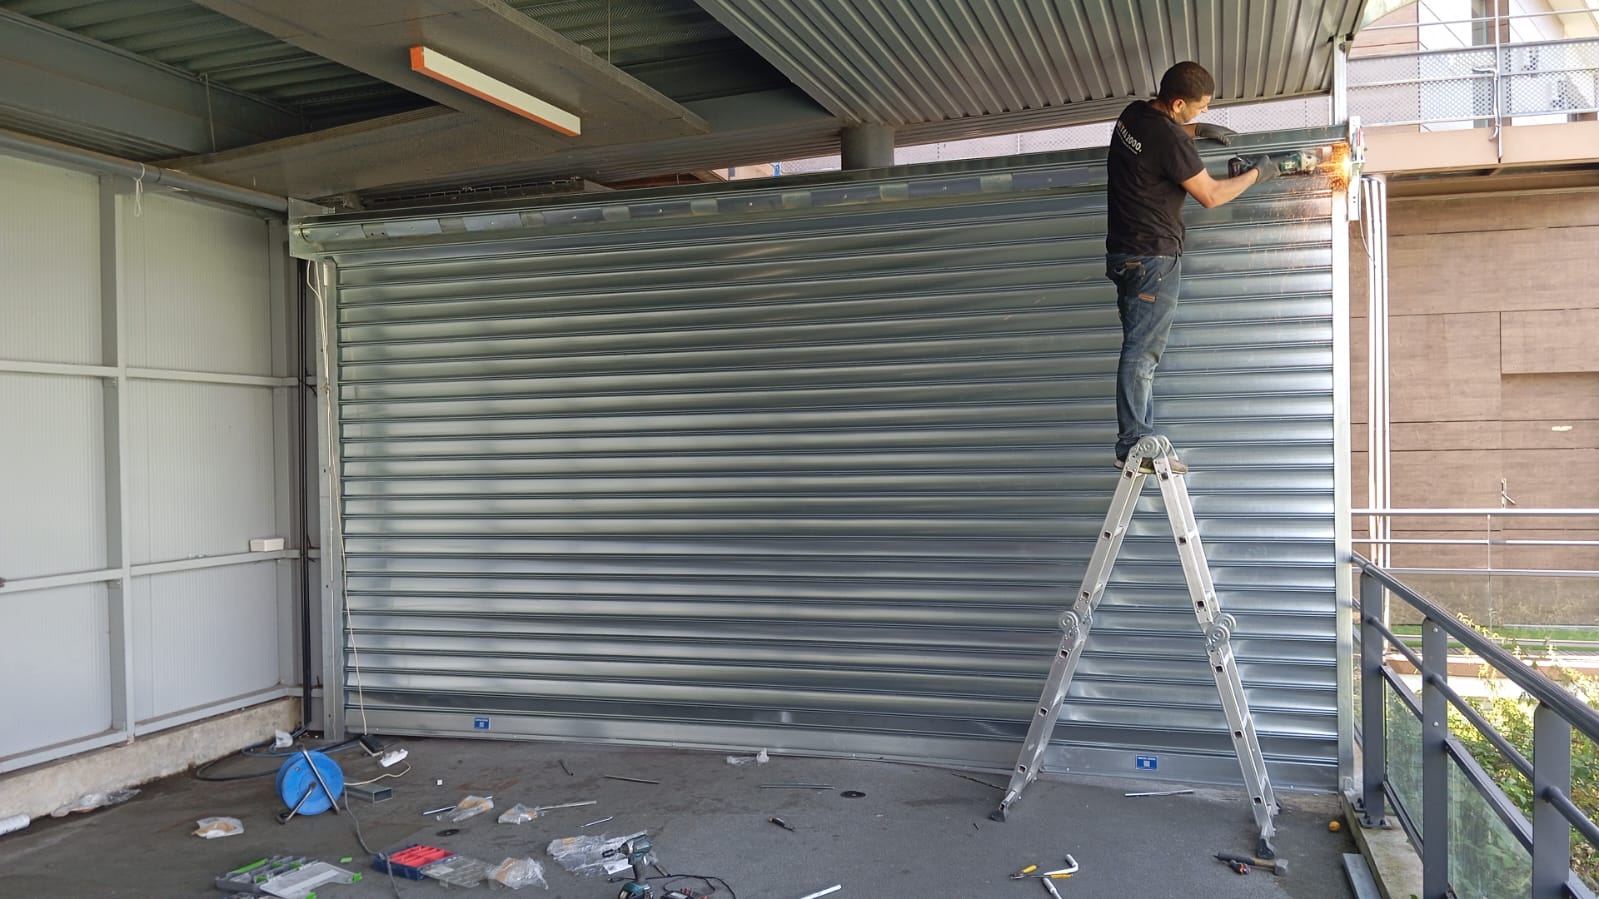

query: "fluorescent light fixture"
xmin=409 ymin=45 xmax=580 ymax=136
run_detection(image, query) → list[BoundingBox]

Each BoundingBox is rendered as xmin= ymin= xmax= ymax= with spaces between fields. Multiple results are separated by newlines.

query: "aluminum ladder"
xmin=988 ymin=435 xmax=1280 ymax=858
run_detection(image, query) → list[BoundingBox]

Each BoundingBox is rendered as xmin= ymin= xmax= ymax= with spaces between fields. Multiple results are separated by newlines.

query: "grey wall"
xmin=296 ymin=129 xmax=1352 ymax=790
xmin=0 ymin=151 xmax=299 ymax=772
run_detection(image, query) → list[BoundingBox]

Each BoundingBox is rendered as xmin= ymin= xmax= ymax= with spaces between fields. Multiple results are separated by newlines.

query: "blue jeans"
xmin=1106 ymin=254 xmax=1181 ymax=459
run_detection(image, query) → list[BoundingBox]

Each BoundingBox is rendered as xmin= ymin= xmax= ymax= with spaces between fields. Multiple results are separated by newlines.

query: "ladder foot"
xmin=989 ymin=805 xmax=1010 ymax=823
xmin=1256 ymin=835 xmax=1277 ymax=860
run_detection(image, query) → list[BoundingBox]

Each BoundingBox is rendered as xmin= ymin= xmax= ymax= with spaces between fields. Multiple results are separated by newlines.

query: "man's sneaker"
xmin=1114 ymin=455 xmax=1189 ymax=474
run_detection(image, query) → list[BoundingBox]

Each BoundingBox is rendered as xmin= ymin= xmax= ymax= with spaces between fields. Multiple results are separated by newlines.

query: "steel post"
xmin=1531 ymin=702 xmax=1572 ymax=898
xmin=1421 ymin=619 xmax=1449 ymax=899
xmin=1359 ymin=570 xmax=1388 ymax=826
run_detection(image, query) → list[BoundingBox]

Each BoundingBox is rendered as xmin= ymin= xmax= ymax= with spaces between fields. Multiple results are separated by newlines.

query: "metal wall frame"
xmin=0 ymin=144 xmax=299 ymax=773
xmin=296 ymin=128 xmax=1355 ymax=789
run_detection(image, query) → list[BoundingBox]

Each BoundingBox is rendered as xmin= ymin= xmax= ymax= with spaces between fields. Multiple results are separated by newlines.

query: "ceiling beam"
xmin=161 ymin=82 xmax=1153 ymax=202
xmin=160 ymin=89 xmax=831 ymax=199
xmin=187 ymin=0 xmax=707 ymax=141
xmin=0 ymin=8 xmax=305 ymax=157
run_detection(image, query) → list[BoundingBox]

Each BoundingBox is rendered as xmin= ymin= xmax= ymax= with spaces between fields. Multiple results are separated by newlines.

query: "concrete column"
xmin=840 ymin=124 xmax=895 ymax=170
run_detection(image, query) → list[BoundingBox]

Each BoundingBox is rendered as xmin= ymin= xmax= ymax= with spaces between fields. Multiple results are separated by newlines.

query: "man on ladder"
xmin=1105 ymin=61 xmax=1272 ymax=471
xmin=988 ymin=63 xmax=1283 ymax=860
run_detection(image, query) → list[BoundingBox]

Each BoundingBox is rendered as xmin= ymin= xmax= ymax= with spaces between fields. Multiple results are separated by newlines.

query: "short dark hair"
xmin=1157 ymin=62 xmax=1215 ymax=104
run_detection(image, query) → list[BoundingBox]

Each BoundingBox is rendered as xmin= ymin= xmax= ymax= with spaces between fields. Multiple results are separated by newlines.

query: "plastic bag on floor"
xmin=491 ymin=857 xmax=549 ymax=890
xmin=193 ymin=816 xmax=244 ymax=839
xmin=546 ymin=832 xmax=649 ymax=876
xmin=443 ymin=794 xmax=493 ymax=823
xmin=498 ymin=803 xmax=535 ymax=824
xmin=50 ymin=788 xmax=140 ymax=818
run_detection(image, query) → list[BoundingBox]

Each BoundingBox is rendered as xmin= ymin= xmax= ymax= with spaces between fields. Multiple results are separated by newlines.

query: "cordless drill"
xmin=615 ymin=836 xmax=654 ymax=899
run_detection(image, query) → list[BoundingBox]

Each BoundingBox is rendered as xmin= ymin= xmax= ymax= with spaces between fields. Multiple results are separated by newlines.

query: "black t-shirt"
xmin=1105 ymin=100 xmax=1205 ymax=256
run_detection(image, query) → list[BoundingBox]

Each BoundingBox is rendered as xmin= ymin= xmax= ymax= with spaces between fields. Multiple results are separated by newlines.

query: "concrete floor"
xmin=0 ymin=736 xmax=1360 ymax=898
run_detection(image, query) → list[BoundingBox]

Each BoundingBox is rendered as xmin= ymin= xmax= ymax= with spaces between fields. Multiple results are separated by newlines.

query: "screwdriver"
xmin=769 ymin=816 xmax=796 ymax=832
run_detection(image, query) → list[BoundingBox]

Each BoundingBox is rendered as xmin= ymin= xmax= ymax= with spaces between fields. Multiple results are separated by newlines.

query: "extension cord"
xmin=380 ymin=749 xmax=408 ymax=768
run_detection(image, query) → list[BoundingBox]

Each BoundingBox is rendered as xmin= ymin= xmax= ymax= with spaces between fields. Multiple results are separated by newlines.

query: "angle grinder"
xmin=1229 ymin=147 xmax=1328 ymax=178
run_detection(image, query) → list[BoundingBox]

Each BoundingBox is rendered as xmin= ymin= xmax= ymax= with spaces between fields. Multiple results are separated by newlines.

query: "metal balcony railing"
xmin=1349 ymin=4 xmax=1599 ymax=161
xmin=1354 ymin=555 xmax=1599 ymax=898
xmin=1353 ymin=506 xmax=1599 ymax=578
xmin=1348 ymin=33 xmax=1599 ymax=155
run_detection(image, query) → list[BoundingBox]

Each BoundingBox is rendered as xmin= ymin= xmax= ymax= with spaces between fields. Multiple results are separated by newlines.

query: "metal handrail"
xmin=1347 ymin=33 xmax=1599 ymax=143
xmin=1350 ymin=34 xmax=1599 ymax=65
xmin=1362 ymin=6 xmax=1599 ymax=35
xmin=1352 ymin=507 xmax=1599 ymax=579
xmin=1353 ymin=553 xmax=1599 ymax=899
xmin=1358 ymin=559 xmax=1599 ymax=735
xmin=1356 ymin=509 xmax=1599 ymax=516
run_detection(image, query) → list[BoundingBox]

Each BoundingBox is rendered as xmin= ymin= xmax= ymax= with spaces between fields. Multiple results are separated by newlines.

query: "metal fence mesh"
xmin=1350 ymin=37 xmax=1599 ymax=128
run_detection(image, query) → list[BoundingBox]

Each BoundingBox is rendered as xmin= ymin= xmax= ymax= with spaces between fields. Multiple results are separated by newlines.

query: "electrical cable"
xmin=341 ymin=792 xmax=406 ymax=899
xmin=346 ymin=764 xmax=411 ymax=786
xmin=649 ymin=872 xmax=737 ymax=899
xmin=192 ymin=733 xmax=366 ymax=782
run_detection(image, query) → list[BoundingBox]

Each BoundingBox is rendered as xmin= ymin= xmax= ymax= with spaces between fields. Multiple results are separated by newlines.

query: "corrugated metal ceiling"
xmin=507 ymin=0 xmax=791 ymax=101
xmin=0 ymin=0 xmax=419 ymax=125
xmin=3 ymin=0 xmax=1369 ymax=121
xmin=0 ymin=0 xmax=1371 ymax=198
xmin=697 ymin=0 xmax=1366 ymax=124
xmin=0 ymin=0 xmax=788 ymax=126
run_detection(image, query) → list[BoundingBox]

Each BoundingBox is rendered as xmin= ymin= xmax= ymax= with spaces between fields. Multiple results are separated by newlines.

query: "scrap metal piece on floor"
xmin=345 ymin=783 xmax=391 ymax=803
xmin=1342 ymin=852 xmax=1382 ymax=899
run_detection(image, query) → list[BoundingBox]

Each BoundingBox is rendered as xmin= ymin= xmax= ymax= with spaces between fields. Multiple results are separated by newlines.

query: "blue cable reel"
xmin=275 ymin=750 xmax=344 ymax=821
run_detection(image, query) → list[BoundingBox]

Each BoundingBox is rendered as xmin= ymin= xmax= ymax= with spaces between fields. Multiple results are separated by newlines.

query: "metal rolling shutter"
xmin=295 ymin=126 xmax=1351 ymax=789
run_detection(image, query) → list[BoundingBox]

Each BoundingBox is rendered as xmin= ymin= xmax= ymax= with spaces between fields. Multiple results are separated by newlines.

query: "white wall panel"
xmin=122 ymin=194 xmax=273 ymax=376
xmin=127 ymin=380 xmax=277 ymax=564
xmin=0 ymin=155 xmax=100 ymax=365
xmin=131 ymin=563 xmax=282 ymax=720
xmin=0 ymin=584 xmax=111 ymax=758
xmin=0 ymin=373 xmax=105 ymax=579
xmin=1 ymin=147 xmax=297 ymax=774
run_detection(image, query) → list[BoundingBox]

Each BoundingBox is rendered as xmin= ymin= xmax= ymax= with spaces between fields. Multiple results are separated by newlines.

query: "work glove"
xmin=1192 ymin=122 xmax=1238 ymax=145
xmin=1228 ymin=154 xmax=1276 ymax=183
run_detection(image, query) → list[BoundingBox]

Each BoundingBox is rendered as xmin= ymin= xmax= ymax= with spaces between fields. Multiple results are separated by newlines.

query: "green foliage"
xmin=1445 ymin=619 xmax=1599 ymax=892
